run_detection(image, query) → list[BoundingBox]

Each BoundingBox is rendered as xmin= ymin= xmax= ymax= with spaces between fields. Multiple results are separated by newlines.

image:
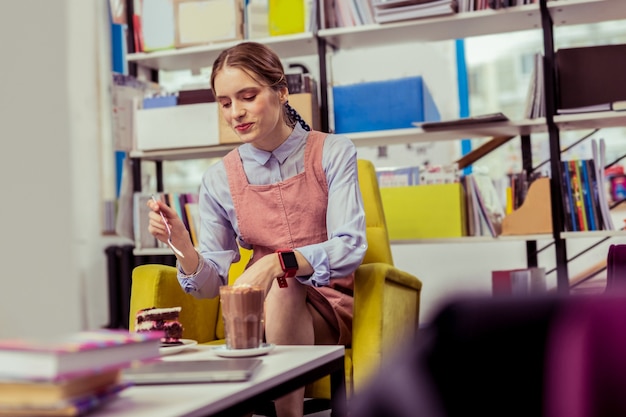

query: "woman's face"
xmin=214 ymin=65 xmax=291 ymax=151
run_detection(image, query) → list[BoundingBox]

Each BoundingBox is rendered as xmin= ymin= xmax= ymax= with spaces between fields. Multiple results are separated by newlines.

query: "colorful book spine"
xmin=573 ymin=159 xmax=589 ymax=231
xmin=561 ymin=160 xmax=576 ymax=231
xmin=579 ymin=159 xmax=597 ymax=231
xmin=568 ymin=160 xmax=586 ymax=231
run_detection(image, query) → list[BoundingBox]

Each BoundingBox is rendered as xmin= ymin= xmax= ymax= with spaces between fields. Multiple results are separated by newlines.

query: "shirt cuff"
xmin=177 ymin=250 xmax=205 ymax=278
xmin=295 ymin=245 xmax=331 ymax=287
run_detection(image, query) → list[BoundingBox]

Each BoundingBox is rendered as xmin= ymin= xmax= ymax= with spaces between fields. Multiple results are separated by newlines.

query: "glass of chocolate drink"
xmin=219 ymin=285 xmax=265 ymax=349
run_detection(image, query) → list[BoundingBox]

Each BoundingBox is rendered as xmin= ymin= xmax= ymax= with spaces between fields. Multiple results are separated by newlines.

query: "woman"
xmin=148 ymin=41 xmax=367 ymax=417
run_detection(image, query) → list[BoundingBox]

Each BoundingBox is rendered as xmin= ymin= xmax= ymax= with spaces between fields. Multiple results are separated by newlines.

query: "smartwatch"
xmin=276 ymin=249 xmax=298 ymax=288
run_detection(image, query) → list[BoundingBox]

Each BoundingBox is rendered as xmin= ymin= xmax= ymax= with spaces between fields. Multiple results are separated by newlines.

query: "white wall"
xmin=0 ymin=0 xmax=123 ymax=338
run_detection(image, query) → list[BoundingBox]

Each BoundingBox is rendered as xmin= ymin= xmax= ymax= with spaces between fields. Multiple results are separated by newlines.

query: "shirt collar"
xmin=241 ymin=124 xmax=308 ymax=166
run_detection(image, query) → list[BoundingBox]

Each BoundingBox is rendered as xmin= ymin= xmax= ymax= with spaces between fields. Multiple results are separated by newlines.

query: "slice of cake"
xmin=135 ymin=306 xmax=183 ymax=345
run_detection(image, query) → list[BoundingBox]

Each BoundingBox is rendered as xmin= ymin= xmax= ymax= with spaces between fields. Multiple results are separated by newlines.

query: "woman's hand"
xmin=234 ymin=253 xmax=284 ymax=296
xmin=147 ymin=198 xmax=197 ymax=272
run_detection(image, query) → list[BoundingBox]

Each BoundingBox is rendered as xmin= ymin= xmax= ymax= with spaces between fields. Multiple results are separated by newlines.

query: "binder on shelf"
xmin=268 ymin=0 xmax=306 ymax=35
xmin=332 ymin=76 xmax=440 ymax=134
xmin=111 ymin=23 xmax=128 ymax=75
xmin=380 ymin=183 xmax=466 ymax=239
xmin=501 ymin=177 xmax=552 ymax=236
xmin=174 ymin=0 xmax=244 ymax=48
xmin=141 ymin=0 xmax=176 ymax=52
xmin=556 ymin=43 xmax=626 ymax=112
xmin=135 ymin=103 xmax=220 ymax=150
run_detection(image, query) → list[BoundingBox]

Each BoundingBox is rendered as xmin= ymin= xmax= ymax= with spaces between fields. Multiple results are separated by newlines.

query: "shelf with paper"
xmin=318 ymin=0 xmax=625 ymax=49
xmin=561 ymin=230 xmax=626 ymax=239
xmin=347 ymin=117 xmax=547 ymax=147
xmin=132 ymin=209 xmax=553 ymax=255
xmin=129 ymin=117 xmax=546 ymax=162
xmin=129 ymin=144 xmax=237 ymax=161
xmin=390 ymin=234 xmax=553 ymax=245
xmin=555 ymin=111 xmax=626 ymax=132
xmin=127 ymin=32 xmax=318 ymax=72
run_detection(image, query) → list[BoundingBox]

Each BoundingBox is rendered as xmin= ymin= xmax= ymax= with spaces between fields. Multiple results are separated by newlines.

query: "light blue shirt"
xmin=178 ymin=124 xmax=368 ymax=299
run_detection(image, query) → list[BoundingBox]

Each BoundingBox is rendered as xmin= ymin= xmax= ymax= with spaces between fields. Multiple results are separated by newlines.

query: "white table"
xmin=92 ymin=345 xmax=346 ymax=417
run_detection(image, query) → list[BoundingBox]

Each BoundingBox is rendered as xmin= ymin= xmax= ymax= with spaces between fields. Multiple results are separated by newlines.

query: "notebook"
xmin=122 ymin=359 xmax=262 ymax=385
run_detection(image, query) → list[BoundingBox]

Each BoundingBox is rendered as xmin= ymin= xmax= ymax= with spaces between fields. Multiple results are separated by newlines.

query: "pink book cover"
xmin=0 ymin=330 xmax=162 ymax=353
xmin=0 ymin=330 xmax=163 ymax=382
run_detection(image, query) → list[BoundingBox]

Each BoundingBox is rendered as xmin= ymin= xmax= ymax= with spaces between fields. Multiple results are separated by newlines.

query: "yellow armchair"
xmin=129 ymin=159 xmax=422 ymax=400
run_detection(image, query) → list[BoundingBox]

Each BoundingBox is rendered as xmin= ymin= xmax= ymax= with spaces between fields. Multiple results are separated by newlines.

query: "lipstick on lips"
xmin=236 ymin=123 xmax=253 ymax=133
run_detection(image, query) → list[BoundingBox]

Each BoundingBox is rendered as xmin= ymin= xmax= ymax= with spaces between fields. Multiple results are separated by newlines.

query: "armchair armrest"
xmin=129 ymin=264 xmax=222 ymax=343
xmin=352 ymin=263 xmax=422 ymax=392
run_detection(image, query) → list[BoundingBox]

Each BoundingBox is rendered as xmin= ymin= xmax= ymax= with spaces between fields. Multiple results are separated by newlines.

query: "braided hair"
xmin=211 ymin=42 xmax=312 ymax=132
xmin=285 ymin=102 xmax=311 ymax=131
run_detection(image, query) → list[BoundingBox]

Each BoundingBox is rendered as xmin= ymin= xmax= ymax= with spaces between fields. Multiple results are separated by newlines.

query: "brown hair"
xmin=211 ymin=42 xmax=310 ymax=131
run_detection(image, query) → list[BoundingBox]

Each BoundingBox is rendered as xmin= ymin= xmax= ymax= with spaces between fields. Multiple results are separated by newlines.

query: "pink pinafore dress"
xmin=222 ymin=131 xmax=354 ymax=346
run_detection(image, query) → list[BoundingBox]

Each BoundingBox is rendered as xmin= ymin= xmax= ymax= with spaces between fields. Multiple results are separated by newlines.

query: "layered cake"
xmin=135 ymin=306 xmax=183 ymax=345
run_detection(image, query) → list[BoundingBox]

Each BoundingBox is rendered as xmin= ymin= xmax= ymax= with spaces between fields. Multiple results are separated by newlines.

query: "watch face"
xmin=281 ymin=251 xmax=298 ymax=270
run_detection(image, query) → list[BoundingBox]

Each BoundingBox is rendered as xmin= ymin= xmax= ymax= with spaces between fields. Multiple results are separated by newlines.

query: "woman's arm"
xmin=296 ymin=135 xmax=368 ymax=286
xmin=177 ymin=162 xmax=241 ymax=298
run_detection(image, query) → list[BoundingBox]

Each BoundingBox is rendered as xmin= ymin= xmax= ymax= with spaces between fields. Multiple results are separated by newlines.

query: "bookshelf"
xmin=124 ymin=0 xmax=626 ymax=291
xmin=127 ymin=32 xmax=319 ymax=72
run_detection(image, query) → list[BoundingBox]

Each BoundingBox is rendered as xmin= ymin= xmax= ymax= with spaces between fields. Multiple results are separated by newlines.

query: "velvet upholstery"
xmin=129 ymin=159 xmax=422 ymax=400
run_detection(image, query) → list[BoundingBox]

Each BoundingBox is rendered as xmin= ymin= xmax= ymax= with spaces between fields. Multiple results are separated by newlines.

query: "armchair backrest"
xmin=357 ymin=159 xmax=394 ymax=266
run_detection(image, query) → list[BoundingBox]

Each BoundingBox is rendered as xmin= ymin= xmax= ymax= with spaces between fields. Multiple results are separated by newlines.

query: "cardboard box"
xmin=174 ymin=0 xmax=243 ymax=48
xmin=380 ymin=183 xmax=466 ymax=240
xmin=332 ymin=76 xmax=440 ymax=134
xmin=218 ymin=92 xmax=320 ymax=144
xmin=136 ymin=103 xmax=220 ymax=150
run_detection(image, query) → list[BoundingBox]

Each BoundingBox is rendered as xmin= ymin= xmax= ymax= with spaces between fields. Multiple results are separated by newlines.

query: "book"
xmin=592 ymin=138 xmax=614 ymax=230
xmin=492 ymin=267 xmax=546 ymax=296
xmin=585 ymin=159 xmax=604 ymax=231
xmin=568 ymin=160 xmax=586 ymax=231
xmin=0 ymin=381 xmax=131 ymax=417
xmin=574 ymin=160 xmax=594 ymax=230
xmin=462 ymin=175 xmax=480 ymax=236
xmin=0 ymin=329 xmax=162 ymax=382
xmin=417 ymin=112 xmax=509 ymax=131
xmin=560 ymin=160 xmax=576 ymax=232
xmin=372 ymin=0 xmax=457 ymax=23
xmin=580 ymin=160 xmax=598 ymax=231
xmin=0 ymin=369 xmax=120 ymax=407
xmin=556 ymin=100 xmax=626 ymax=114
xmin=469 ymin=173 xmax=505 ymax=237
xmin=184 ymin=202 xmax=200 ymax=248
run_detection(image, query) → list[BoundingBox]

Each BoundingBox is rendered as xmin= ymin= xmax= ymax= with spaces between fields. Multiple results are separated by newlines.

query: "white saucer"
xmin=213 ymin=343 xmax=275 ymax=358
xmin=159 ymin=339 xmax=198 ymax=356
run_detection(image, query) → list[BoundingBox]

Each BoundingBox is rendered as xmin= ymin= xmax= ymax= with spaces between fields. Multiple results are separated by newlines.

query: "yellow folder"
xmin=268 ymin=0 xmax=306 ymax=36
xmin=381 ymin=183 xmax=466 ymax=240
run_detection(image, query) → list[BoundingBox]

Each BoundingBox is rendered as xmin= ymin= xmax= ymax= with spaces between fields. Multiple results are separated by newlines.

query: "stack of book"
xmin=0 ymin=329 xmax=162 ymax=416
xmin=559 ymin=139 xmax=614 ymax=232
xmin=492 ymin=267 xmax=547 ymax=296
xmin=371 ymin=0 xmax=457 ymax=24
